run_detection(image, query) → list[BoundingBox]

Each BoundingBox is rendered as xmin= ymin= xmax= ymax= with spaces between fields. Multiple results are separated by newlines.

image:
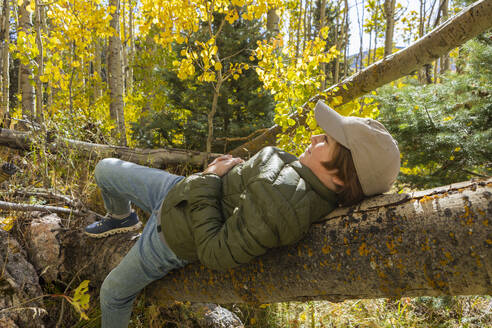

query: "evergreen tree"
xmin=375 ymin=36 xmax=491 ymax=188
xmin=131 ymin=12 xmax=274 ymax=153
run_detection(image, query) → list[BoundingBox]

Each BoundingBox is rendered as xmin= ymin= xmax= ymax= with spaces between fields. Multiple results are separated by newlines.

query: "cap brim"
xmin=314 ymin=100 xmax=349 ymax=148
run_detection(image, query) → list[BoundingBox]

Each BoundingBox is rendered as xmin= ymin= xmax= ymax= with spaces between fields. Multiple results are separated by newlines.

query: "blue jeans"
xmin=94 ymin=158 xmax=188 ymax=328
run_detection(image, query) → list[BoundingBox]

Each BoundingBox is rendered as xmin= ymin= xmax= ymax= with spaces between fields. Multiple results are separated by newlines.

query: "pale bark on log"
xmin=0 ymin=200 xmax=84 ymax=216
xmin=60 ymin=179 xmax=491 ymax=305
xmin=229 ymin=0 xmax=492 ymax=158
xmin=0 ymin=127 xmax=222 ymax=167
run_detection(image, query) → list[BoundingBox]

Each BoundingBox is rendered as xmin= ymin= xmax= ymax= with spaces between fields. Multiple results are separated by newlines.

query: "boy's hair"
xmin=322 ymin=142 xmax=365 ymax=207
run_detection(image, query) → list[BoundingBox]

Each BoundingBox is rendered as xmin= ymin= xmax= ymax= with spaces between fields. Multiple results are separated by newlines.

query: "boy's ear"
xmin=332 ymin=175 xmax=345 ymax=187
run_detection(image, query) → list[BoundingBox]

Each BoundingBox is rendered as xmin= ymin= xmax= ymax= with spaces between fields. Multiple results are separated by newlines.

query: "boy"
xmin=85 ymin=100 xmax=400 ymax=327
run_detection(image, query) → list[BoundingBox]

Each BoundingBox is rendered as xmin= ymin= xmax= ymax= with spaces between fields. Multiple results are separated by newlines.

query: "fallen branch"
xmin=0 ymin=200 xmax=84 ymax=216
xmin=229 ymin=0 xmax=492 ymax=157
xmin=0 ymin=128 xmax=223 ymax=167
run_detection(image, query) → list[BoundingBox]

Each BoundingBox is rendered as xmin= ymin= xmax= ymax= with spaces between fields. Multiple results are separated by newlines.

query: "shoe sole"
xmin=84 ymin=222 xmax=143 ymax=238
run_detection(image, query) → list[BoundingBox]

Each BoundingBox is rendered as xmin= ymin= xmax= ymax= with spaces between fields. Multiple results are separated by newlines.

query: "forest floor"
xmin=1 ymin=144 xmax=491 ymax=328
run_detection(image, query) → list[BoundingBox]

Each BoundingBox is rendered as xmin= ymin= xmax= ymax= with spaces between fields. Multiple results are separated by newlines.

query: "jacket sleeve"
xmin=185 ymin=174 xmax=307 ymax=271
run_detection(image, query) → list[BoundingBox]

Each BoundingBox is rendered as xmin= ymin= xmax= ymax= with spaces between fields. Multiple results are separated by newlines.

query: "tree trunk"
xmin=440 ymin=0 xmax=450 ymax=72
xmin=18 ymin=0 xmax=35 ymax=122
xmin=59 ymin=179 xmax=492 ymax=304
xmin=34 ymin=0 xmax=44 ymax=123
xmin=319 ymin=0 xmax=327 ymax=90
xmin=343 ymin=0 xmax=349 ymax=79
xmin=333 ymin=4 xmax=339 ymax=83
xmin=383 ymin=0 xmax=396 ymax=58
xmin=0 ymin=127 xmax=222 ymax=167
xmin=372 ymin=0 xmax=380 ymax=63
xmin=229 ymin=0 xmax=492 ymax=158
xmin=94 ymin=38 xmax=102 ymax=100
xmin=357 ymin=0 xmax=365 ymax=70
xmin=108 ymin=0 xmax=127 ymax=146
xmin=0 ymin=0 xmax=9 ymax=126
xmin=128 ymin=0 xmax=134 ymax=91
xmin=266 ymin=8 xmax=280 ymax=34
xmin=206 ymin=80 xmax=222 ymax=156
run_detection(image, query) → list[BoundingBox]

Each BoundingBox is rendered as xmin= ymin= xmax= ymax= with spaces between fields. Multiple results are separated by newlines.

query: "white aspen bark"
xmin=441 ymin=0 xmax=450 ymax=72
xmin=57 ymin=179 xmax=492 ymax=304
xmin=295 ymin=0 xmax=302 ymax=57
xmin=343 ymin=0 xmax=349 ymax=78
xmin=319 ymin=0 xmax=327 ymax=90
xmin=383 ymin=0 xmax=396 ymax=58
xmin=372 ymin=0 xmax=380 ymax=63
xmin=266 ymin=8 xmax=280 ymax=34
xmin=149 ymin=179 xmax=492 ymax=304
xmin=34 ymin=0 xmax=44 ymax=123
xmin=94 ymin=38 xmax=102 ymax=99
xmin=357 ymin=0 xmax=365 ymax=70
xmin=121 ymin=0 xmax=127 ymax=94
xmin=128 ymin=0 xmax=134 ymax=91
xmin=333 ymin=2 xmax=339 ymax=83
xmin=0 ymin=0 xmax=9 ymax=124
xmin=108 ymin=0 xmax=127 ymax=146
xmin=18 ymin=0 xmax=35 ymax=122
xmin=302 ymin=0 xmax=307 ymax=52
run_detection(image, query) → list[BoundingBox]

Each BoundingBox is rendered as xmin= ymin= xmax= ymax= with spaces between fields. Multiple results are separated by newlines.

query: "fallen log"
xmin=0 ymin=128 xmax=222 ymax=167
xmin=60 ymin=178 xmax=491 ymax=305
xmin=229 ymin=0 xmax=492 ymax=157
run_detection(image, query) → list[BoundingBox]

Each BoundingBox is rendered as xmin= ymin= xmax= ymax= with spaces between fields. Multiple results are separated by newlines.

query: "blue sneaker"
xmin=84 ymin=212 xmax=142 ymax=238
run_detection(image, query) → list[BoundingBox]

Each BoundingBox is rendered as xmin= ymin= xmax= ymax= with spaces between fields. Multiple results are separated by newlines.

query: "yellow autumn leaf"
xmin=231 ymin=0 xmax=245 ymax=6
xmin=26 ymin=1 xmax=35 ymax=13
xmin=320 ymin=26 xmax=329 ymax=39
xmin=225 ymin=9 xmax=239 ymax=24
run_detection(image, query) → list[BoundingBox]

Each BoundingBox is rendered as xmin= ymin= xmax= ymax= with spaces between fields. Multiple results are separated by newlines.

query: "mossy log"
xmin=61 ymin=179 xmax=491 ymax=305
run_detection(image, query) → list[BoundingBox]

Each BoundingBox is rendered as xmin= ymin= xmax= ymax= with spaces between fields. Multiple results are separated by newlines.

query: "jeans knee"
xmin=100 ymin=275 xmax=115 ymax=308
xmin=95 ymin=158 xmax=118 ymax=184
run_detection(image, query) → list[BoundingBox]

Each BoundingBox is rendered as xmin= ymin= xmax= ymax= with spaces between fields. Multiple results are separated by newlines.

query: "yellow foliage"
xmin=67 ymin=280 xmax=91 ymax=320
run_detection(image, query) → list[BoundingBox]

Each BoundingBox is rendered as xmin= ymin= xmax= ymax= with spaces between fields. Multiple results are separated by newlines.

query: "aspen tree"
xmin=18 ymin=0 xmax=35 ymax=122
xmin=0 ymin=0 xmax=9 ymax=125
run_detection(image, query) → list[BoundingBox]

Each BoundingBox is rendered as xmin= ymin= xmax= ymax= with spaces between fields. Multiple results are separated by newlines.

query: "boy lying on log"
xmin=84 ymin=100 xmax=401 ymax=328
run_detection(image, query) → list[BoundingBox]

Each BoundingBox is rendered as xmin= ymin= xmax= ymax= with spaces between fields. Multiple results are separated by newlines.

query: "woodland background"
xmin=0 ymin=0 xmax=490 ymax=326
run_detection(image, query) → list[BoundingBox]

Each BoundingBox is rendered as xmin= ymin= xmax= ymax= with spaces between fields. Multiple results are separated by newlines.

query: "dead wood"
xmin=0 ymin=200 xmax=84 ymax=216
xmin=0 ymin=128 xmax=222 ymax=167
xmin=57 ymin=179 xmax=492 ymax=305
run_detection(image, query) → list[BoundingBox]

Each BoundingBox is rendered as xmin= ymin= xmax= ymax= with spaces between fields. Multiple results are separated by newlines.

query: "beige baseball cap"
xmin=314 ymin=100 xmax=400 ymax=196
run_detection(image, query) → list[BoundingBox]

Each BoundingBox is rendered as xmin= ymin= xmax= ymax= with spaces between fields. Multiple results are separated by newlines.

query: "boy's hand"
xmin=204 ymin=155 xmax=243 ymax=177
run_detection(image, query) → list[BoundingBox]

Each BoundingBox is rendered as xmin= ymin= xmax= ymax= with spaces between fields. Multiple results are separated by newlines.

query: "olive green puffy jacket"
xmin=160 ymin=146 xmax=338 ymax=271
